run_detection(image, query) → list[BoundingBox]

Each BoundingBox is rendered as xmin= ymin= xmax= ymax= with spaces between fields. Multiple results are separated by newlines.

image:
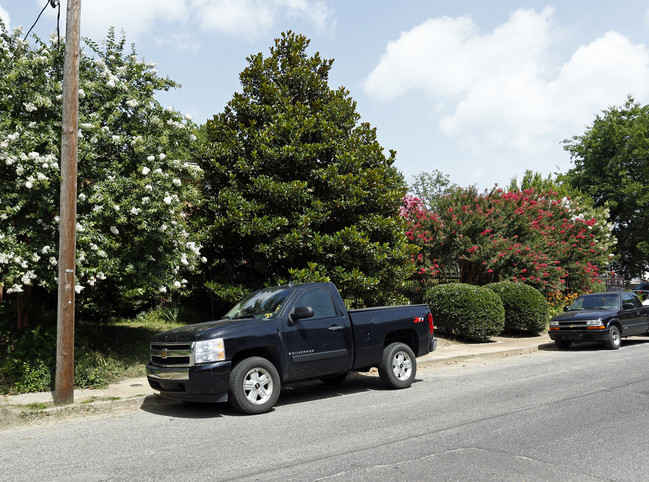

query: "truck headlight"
xmin=550 ymin=320 xmax=559 ymax=327
xmin=586 ymin=319 xmax=603 ymax=326
xmin=193 ymin=338 xmax=225 ymax=364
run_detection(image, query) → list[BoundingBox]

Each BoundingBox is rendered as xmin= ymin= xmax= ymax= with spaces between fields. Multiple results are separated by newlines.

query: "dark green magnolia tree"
xmin=197 ymin=32 xmax=413 ymax=308
xmin=563 ymin=97 xmax=649 ymax=279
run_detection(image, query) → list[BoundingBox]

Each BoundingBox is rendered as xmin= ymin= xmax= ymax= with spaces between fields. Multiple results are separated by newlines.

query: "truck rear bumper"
xmin=430 ymin=337 xmax=437 ymax=352
xmin=146 ymin=360 xmax=232 ymax=403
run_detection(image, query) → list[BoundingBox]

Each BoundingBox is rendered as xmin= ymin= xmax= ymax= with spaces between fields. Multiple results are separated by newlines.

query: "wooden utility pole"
xmin=54 ymin=0 xmax=81 ymax=405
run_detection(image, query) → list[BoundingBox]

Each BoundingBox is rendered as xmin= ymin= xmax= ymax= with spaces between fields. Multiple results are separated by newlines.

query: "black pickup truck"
xmin=549 ymin=291 xmax=649 ymax=350
xmin=146 ymin=282 xmax=437 ymax=414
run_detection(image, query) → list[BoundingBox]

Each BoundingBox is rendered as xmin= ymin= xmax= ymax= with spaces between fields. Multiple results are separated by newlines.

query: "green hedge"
xmin=424 ymin=283 xmax=505 ymax=342
xmin=485 ymin=281 xmax=549 ymax=335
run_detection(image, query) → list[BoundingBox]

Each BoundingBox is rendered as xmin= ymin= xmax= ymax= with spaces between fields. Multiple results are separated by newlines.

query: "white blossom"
xmin=147 ymin=155 xmax=155 ymax=162
xmin=172 ymin=178 xmax=181 ymax=187
xmin=163 ymin=196 xmax=172 ymax=205
xmin=159 ymin=153 xmax=166 ymax=160
xmin=79 ymin=193 xmax=87 ymax=201
xmin=110 ymin=225 xmax=119 ymax=235
xmin=75 ymin=285 xmax=84 ymax=294
xmin=142 ymin=166 xmax=150 ymax=175
xmin=7 ymin=284 xmax=24 ymax=294
xmin=159 ymin=286 xmax=167 ymax=293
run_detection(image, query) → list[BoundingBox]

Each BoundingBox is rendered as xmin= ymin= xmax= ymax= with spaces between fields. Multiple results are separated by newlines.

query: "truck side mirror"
xmin=290 ymin=306 xmax=314 ymax=323
xmin=622 ymin=302 xmax=635 ymax=310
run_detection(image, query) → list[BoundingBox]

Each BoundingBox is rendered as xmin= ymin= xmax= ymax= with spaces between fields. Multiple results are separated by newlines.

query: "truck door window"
xmin=621 ymin=292 xmax=637 ymax=309
xmin=294 ymin=288 xmax=336 ymax=320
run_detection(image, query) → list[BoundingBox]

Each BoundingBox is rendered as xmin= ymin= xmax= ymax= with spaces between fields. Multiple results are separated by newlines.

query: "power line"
xmin=25 ymin=0 xmax=61 ymax=43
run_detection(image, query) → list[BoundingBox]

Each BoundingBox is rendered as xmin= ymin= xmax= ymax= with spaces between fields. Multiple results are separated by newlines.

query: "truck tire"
xmin=229 ymin=357 xmax=280 ymax=415
xmin=378 ymin=342 xmax=416 ymax=389
xmin=605 ymin=325 xmax=621 ymax=350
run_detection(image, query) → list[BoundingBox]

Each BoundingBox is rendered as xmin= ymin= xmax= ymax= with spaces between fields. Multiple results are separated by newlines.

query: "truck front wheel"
xmin=229 ymin=357 xmax=280 ymax=415
xmin=378 ymin=342 xmax=416 ymax=389
xmin=605 ymin=325 xmax=621 ymax=350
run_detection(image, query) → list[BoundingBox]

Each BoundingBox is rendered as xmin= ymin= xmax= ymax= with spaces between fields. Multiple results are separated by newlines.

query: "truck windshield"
xmin=223 ymin=287 xmax=291 ymax=320
xmin=569 ymin=294 xmax=619 ymax=311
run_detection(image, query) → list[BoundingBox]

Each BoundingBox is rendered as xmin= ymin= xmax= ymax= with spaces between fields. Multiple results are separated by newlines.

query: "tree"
xmin=401 ymin=184 xmax=614 ymax=295
xmin=197 ymin=31 xmax=413 ymax=308
xmin=563 ymin=96 xmax=649 ymax=279
xmin=0 ymin=24 xmax=203 ymax=328
xmin=409 ymin=169 xmax=455 ymax=211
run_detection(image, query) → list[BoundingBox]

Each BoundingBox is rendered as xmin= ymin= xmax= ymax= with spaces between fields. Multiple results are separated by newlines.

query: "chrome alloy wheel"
xmin=243 ymin=367 xmax=274 ymax=405
xmin=391 ymin=350 xmax=413 ymax=381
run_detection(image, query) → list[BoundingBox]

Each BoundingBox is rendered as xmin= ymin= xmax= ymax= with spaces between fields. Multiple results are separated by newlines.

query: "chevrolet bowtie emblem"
xmin=160 ymin=349 xmax=168 ymax=358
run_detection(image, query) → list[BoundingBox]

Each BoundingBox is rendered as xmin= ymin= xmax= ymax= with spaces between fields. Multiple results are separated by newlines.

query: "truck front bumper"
xmin=146 ymin=360 xmax=232 ymax=403
xmin=549 ymin=329 xmax=610 ymax=343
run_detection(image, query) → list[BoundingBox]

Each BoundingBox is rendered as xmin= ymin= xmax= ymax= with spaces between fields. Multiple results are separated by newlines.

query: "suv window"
xmin=294 ymin=287 xmax=337 ymax=320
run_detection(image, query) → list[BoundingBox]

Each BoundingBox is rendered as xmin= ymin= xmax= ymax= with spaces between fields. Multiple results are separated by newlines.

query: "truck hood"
xmin=151 ymin=317 xmax=269 ymax=343
xmin=551 ymin=309 xmax=616 ymax=322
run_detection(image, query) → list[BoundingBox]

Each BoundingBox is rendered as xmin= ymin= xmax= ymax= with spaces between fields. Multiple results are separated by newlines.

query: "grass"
xmin=0 ymin=305 xmax=193 ymax=395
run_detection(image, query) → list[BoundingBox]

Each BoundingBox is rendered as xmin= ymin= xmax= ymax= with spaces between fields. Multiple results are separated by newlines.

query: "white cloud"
xmin=0 ymin=5 xmax=9 ymax=29
xmin=190 ymin=0 xmax=334 ymax=38
xmin=364 ymin=8 xmax=649 ymax=157
xmin=48 ymin=0 xmax=190 ymax=41
xmin=47 ymin=0 xmax=333 ymax=47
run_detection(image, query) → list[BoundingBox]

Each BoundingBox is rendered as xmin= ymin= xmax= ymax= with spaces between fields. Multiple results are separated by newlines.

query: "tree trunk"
xmin=16 ymin=286 xmax=31 ymax=331
xmin=0 ymin=284 xmax=3 ymax=303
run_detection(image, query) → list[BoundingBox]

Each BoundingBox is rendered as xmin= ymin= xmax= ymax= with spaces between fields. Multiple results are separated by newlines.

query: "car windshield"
xmin=569 ymin=294 xmax=619 ymax=311
xmin=223 ymin=287 xmax=291 ymax=320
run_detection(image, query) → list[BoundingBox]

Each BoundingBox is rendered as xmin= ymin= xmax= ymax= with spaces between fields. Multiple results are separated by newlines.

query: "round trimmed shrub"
xmin=485 ymin=281 xmax=549 ymax=335
xmin=424 ymin=283 xmax=505 ymax=342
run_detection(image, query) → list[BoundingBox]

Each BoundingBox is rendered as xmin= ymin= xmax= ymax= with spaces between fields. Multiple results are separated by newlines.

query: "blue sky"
xmin=2 ymin=1 xmax=649 ymax=189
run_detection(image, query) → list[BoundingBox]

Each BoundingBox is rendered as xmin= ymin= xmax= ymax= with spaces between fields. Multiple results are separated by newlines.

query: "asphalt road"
xmin=2 ymin=340 xmax=649 ymax=481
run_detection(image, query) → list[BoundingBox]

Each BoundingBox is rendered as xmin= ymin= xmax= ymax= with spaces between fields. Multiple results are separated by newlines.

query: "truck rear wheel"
xmin=229 ymin=357 xmax=280 ymax=415
xmin=378 ymin=342 xmax=416 ymax=389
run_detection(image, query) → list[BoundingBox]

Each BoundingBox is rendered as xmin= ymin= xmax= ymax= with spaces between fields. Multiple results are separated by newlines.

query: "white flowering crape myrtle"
xmin=0 ymin=23 xmax=204 ymax=311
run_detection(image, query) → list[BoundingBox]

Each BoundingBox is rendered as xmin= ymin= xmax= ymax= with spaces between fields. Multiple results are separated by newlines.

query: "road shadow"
xmin=139 ymin=372 xmax=421 ymax=418
xmin=539 ymin=337 xmax=649 ymax=352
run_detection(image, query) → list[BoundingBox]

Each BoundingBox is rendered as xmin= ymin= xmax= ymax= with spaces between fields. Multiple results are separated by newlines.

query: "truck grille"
xmin=150 ymin=342 xmax=192 ymax=367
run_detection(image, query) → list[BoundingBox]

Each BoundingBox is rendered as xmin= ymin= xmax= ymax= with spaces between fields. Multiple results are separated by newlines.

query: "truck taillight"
xmin=428 ymin=313 xmax=434 ymax=334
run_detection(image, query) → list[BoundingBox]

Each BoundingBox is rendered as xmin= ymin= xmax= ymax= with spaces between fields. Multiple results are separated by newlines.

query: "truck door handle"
xmin=328 ymin=325 xmax=344 ymax=332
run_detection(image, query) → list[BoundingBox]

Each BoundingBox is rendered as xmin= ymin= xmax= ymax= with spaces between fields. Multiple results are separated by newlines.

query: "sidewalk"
xmin=0 ymin=333 xmax=553 ymax=425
